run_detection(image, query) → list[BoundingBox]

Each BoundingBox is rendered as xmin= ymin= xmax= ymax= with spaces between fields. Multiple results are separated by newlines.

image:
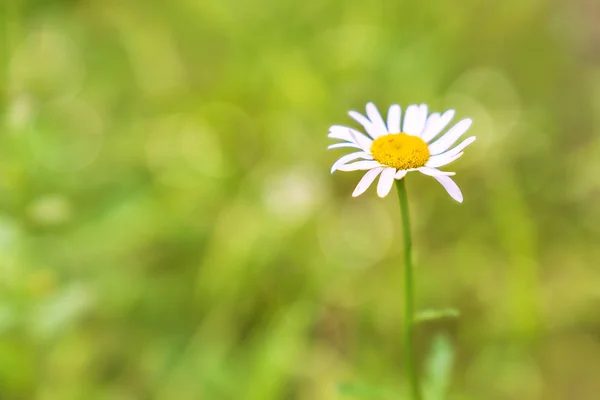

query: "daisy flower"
xmin=329 ymin=103 xmax=475 ymax=202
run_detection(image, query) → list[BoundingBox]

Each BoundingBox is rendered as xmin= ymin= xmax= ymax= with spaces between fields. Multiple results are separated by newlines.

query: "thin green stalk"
xmin=395 ymin=179 xmax=422 ymax=400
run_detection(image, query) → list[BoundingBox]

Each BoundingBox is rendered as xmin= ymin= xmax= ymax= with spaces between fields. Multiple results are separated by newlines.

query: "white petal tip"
xmin=376 ymin=189 xmax=389 ymax=198
xmin=433 ymin=175 xmax=464 ymax=203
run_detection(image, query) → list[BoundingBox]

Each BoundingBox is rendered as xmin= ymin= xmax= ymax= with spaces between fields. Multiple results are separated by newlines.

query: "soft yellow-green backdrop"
xmin=1 ymin=0 xmax=600 ymax=399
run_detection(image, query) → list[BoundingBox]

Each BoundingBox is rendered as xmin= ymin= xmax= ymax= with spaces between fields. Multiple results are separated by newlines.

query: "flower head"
xmin=329 ymin=103 xmax=475 ymax=202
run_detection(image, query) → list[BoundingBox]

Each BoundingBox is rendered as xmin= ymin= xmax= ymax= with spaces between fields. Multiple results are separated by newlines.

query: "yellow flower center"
xmin=370 ymin=133 xmax=430 ymax=170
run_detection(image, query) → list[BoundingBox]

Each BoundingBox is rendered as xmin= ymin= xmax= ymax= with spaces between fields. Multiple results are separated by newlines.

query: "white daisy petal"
xmin=395 ymin=170 xmax=408 ymax=180
xmin=336 ymin=160 xmax=383 ymax=171
xmin=328 ymin=125 xmax=356 ymax=141
xmin=352 ymin=167 xmax=383 ymax=197
xmin=328 ymin=126 xmax=373 ymax=151
xmin=433 ymin=175 xmax=463 ymax=203
xmin=328 ymin=125 xmax=367 ymax=141
xmin=421 ymin=109 xmax=455 ymax=143
xmin=428 ymin=118 xmax=473 ymax=155
xmin=418 ymin=104 xmax=428 ymax=133
xmin=331 ymin=152 xmax=373 ymax=173
xmin=387 ymin=104 xmax=401 ymax=133
xmin=420 ymin=112 xmax=440 ymax=139
xmin=377 ymin=168 xmax=397 ymax=198
xmin=403 ymin=104 xmax=427 ymax=136
xmin=366 ymin=102 xmax=387 ymax=138
xmin=347 ymin=129 xmax=375 ymax=151
xmin=402 ymin=105 xmax=420 ymax=136
xmin=425 ymin=152 xmax=464 ymax=168
xmin=417 ymin=167 xmax=455 ymax=177
xmin=348 ymin=111 xmax=371 ymax=128
xmin=328 ymin=142 xmax=363 ymax=150
xmin=439 ymin=136 xmax=476 ymax=158
xmin=349 ymin=110 xmax=378 ymax=139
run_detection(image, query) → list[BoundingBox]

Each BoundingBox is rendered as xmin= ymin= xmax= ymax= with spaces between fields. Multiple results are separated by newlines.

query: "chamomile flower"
xmin=329 ymin=103 xmax=475 ymax=202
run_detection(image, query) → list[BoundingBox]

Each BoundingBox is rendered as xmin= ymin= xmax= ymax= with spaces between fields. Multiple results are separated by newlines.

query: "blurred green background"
xmin=1 ymin=0 xmax=600 ymax=399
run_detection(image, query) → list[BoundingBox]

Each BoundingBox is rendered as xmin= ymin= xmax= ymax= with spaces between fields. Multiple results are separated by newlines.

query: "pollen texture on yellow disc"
xmin=370 ymin=133 xmax=430 ymax=170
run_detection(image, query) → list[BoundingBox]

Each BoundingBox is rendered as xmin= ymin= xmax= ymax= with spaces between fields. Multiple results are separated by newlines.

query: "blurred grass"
xmin=1 ymin=0 xmax=600 ymax=399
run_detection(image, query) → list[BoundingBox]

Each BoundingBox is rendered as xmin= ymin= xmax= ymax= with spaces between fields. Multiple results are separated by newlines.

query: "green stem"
xmin=395 ymin=179 xmax=422 ymax=400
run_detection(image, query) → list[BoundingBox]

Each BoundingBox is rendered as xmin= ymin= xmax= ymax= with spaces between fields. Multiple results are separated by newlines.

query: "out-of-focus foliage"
xmin=1 ymin=0 xmax=600 ymax=399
